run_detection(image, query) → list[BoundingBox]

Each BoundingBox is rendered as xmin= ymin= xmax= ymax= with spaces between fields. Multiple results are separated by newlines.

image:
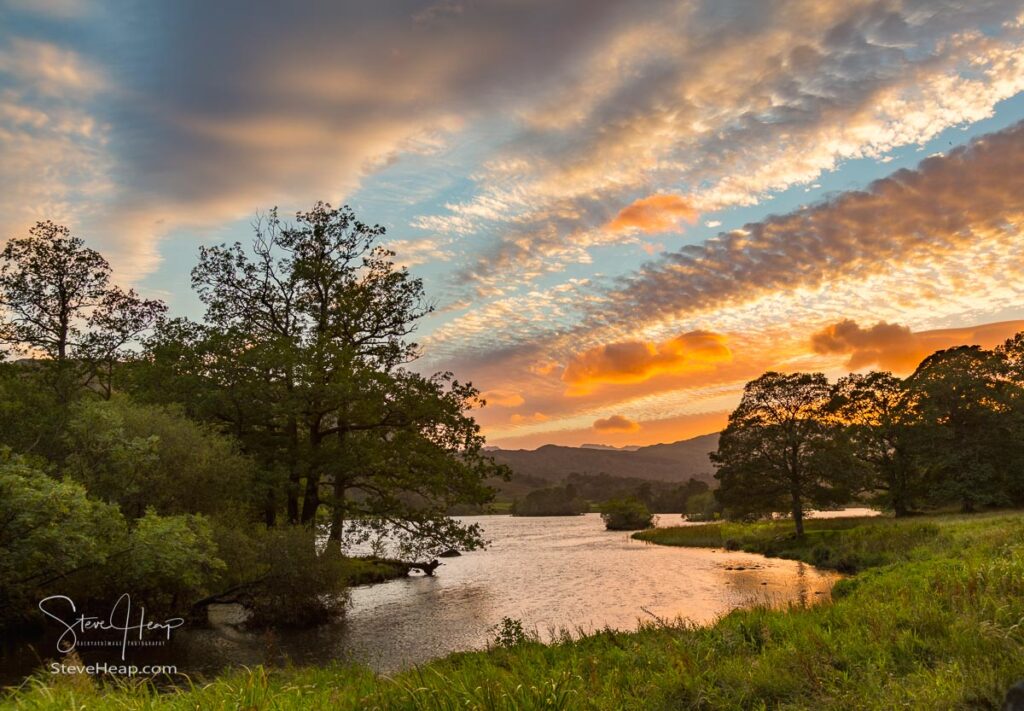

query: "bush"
xmin=491 ymin=617 xmax=531 ymax=647
xmin=63 ymin=397 xmax=258 ymax=519
xmin=0 ymin=457 xmax=125 ymax=627
xmin=600 ymin=496 xmax=654 ymax=531
xmin=115 ymin=510 xmax=225 ymax=614
xmin=243 ymin=527 xmax=350 ymax=628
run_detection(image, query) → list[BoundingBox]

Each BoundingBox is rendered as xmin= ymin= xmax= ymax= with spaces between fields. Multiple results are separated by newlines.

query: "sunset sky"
xmin=4 ymin=1 xmax=1024 ymax=448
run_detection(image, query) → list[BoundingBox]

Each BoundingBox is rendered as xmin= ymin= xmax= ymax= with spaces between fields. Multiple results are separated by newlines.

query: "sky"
xmin=3 ymin=1 xmax=1024 ymax=449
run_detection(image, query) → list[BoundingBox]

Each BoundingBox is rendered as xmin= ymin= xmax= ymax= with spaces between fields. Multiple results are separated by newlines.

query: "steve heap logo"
xmin=38 ymin=593 xmax=185 ymax=661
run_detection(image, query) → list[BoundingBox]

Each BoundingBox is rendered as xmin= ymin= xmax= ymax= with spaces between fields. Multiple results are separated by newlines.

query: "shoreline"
xmin=5 ymin=511 xmax=1024 ymax=709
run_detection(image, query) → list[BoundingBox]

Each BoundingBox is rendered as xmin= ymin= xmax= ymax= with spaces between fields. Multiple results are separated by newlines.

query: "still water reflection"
xmin=176 ymin=514 xmax=839 ymax=675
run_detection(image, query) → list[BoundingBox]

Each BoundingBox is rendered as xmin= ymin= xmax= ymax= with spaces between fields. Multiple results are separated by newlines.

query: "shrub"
xmin=600 ymin=496 xmax=654 ymax=531
xmin=491 ymin=617 xmax=531 ymax=648
xmin=0 ymin=458 xmax=126 ymax=627
xmin=243 ymin=527 xmax=349 ymax=628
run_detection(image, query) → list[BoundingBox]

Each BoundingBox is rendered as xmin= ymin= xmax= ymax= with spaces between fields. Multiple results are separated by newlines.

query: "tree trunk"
xmin=300 ymin=425 xmax=324 ymax=525
xmin=328 ymin=484 xmax=344 ymax=543
xmin=300 ymin=473 xmax=320 ymax=525
xmin=285 ymin=416 xmax=300 ymax=525
xmin=791 ymin=492 xmax=804 ymax=537
xmin=328 ymin=431 xmax=348 ymax=543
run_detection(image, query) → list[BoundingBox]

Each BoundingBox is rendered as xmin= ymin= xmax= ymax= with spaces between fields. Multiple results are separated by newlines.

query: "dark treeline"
xmin=509 ymin=475 xmax=710 ymax=516
xmin=714 ymin=339 xmax=1024 ymax=536
xmin=0 ymin=206 xmax=507 ymax=631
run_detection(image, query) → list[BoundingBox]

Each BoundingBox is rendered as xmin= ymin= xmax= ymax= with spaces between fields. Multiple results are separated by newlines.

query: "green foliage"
xmin=0 ymin=221 xmax=165 ymax=402
xmin=830 ymin=371 xmax=925 ymax=516
xmin=0 ymin=459 xmax=225 ymax=626
xmin=909 ymin=346 xmax=1023 ymax=511
xmin=0 ymin=457 xmax=125 ymax=626
xmin=683 ymin=489 xmax=719 ymax=521
xmin=62 ymin=397 xmax=257 ymax=519
xmin=635 ymin=515 xmax=944 ymax=573
xmin=115 ymin=510 xmax=225 ymax=614
xmin=491 ymin=617 xmax=533 ymax=648
xmin=242 ymin=527 xmax=350 ymax=628
xmin=10 ymin=513 xmax=1024 ymax=710
xmin=561 ymin=473 xmax=709 ymax=513
xmin=713 ymin=372 xmax=857 ymax=537
xmin=511 ymin=485 xmax=588 ymax=516
xmin=132 ymin=202 xmax=506 ymax=547
xmin=599 ymin=496 xmax=654 ymax=530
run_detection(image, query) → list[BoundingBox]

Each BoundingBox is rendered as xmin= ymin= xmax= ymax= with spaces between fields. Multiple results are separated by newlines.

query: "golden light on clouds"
xmin=480 ymin=389 xmax=525 ymax=407
xmin=510 ymin=411 xmax=549 ymax=424
xmin=811 ymin=319 xmax=1024 ymax=374
xmin=605 ymin=194 xmax=698 ymax=235
xmin=593 ymin=414 xmax=640 ymax=433
xmin=562 ymin=331 xmax=732 ymax=395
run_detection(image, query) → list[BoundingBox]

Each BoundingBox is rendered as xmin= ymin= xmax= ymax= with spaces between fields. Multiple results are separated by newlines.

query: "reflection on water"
xmin=3 ymin=513 xmax=842 ymax=681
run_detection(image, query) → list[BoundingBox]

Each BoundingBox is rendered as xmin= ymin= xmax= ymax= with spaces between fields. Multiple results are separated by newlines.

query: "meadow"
xmin=4 ymin=512 xmax=1024 ymax=710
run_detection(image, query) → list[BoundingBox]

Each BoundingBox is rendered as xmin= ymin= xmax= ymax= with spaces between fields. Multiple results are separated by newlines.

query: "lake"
xmin=2 ymin=513 xmax=846 ymax=681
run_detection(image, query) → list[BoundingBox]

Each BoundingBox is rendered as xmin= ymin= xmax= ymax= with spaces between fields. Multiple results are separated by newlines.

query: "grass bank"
xmin=633 ymin=515 xmax=947 ymax=573
xmin=5 ymin=513 xmax=1024 ymax=710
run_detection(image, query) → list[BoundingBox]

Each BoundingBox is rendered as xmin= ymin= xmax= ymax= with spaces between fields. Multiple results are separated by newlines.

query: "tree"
xmin=137 ymin=203 xmax=506 ymax=555
xmin=908 ymin=346 xmax=1020 ymax=512
xmin=599 ymin=496 xmax=654 ymax=530
xmin=830 ymin=371 xmax=923 ymax=516
xmin=511 ymin=484 xmax=588 ymax=516
xmin=0 ymin=456 xmax=125 ymax=625
xmin=63 ymin=397 xmax=259 ymax=519
xmin=713 ymin=372 xmax=852 ymax=537
xmin=0 ymin=221 xmax=165 ymax=404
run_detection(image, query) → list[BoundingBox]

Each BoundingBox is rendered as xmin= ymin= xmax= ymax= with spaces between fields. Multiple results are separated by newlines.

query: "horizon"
xmin=4 ymin=2 xmax=1024 ymax=448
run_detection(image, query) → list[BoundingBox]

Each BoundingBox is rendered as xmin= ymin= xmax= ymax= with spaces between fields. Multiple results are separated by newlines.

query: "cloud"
xmin=384 ymin=237 xmax=450 ymax=267
xmin=510 ymin=411 xmax=549 ymax=424
xmin=445 ymin=0 xmax=1024 ymax=288
xmin=811 ymin=319 xmax=1024 ymax=372
xmin=605 ymin=194 xmax=697 ymax=234
xmin=811 ymin=319 xmax=921 ymax=371
xmin=480 ymin=389 xmax=525 ymax=408
xmin=593 ymin=414 xmax=640 ymax=433
xmin=562 ymin=331 xmax=731 ymax=394
xmin=601 ymin=120 xmax=1024 ymax=335
xmin=5 ymin=0 xmax=1022 ymax=288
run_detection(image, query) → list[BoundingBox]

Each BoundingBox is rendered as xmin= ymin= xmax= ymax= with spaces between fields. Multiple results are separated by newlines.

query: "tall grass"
xmin=5 ymin=513 xmax=1024 ymax=709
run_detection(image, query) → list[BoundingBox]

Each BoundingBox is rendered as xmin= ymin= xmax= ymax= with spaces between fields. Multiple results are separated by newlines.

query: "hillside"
xmin=489 ymin=432 xmax=719 ymax=485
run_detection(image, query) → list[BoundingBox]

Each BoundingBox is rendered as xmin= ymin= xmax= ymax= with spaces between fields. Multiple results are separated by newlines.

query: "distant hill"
xmin=489 ymin=432 xmax=719 ymax=485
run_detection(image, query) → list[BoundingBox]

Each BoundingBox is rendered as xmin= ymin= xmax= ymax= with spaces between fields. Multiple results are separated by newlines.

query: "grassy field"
xmin=4 ymin=513 xmax=1024 ymax=710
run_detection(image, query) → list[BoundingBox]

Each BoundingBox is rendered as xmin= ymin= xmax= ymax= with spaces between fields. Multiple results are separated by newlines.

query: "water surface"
xmin=180 ymin=514 xmax=839 ymax=674
xmin=3 ymin=513 xmax=842 ymax=680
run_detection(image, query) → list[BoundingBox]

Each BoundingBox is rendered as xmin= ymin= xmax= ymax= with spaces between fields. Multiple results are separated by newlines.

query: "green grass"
xmin=342 ymin=556 xmax=411 ymax=586
xmin=633 ymin=515 xmax=949 ymax=573
xmin=5 ymin=513 xmax=1024 ymax=709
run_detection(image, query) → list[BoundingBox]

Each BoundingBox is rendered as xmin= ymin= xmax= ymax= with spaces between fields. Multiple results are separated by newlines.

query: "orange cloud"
xmin=811 ymin=319 xmax=1024 ymax=373
xmin=480 ymin=389 xmax=525 ymax=407
xmin=510 ymin=411 xmax=549 ymax=424
xmin=593 ymin=414 xmax=639 ymax=433
xmin=562 ymin=331 xmax=731 ymax=394
xmin=606 ymin=194 xmax=698 ymax=234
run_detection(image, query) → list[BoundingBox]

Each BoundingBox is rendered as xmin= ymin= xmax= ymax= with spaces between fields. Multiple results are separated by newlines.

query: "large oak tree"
xmin=139 ymin=203 xmax=505 ymax=555
xmin=713 ymin=371 xmax=853 ymax=536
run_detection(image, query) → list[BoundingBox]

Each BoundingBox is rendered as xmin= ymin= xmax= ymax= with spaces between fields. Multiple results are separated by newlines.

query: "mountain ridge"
xmin=488 ymin=432 xmax=720 ymax=485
